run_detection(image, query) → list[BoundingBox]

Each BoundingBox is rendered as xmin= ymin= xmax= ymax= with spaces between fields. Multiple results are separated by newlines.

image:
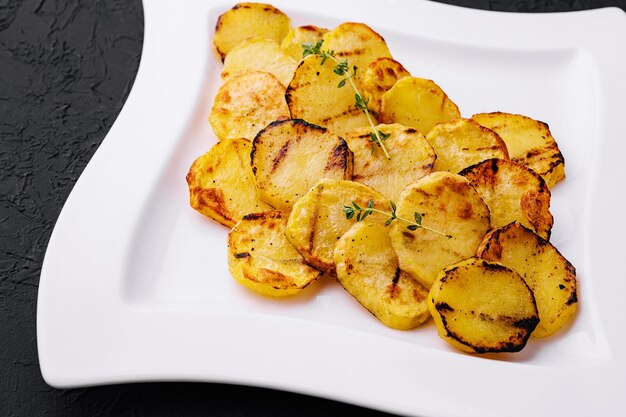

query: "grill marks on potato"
xmin=209 ymin=71 xmax=290 ymax=141
xmin=251 ymin=119 xmax=353 ymax=211
xmin=460 ymin=158 xmax=553 ymax=240
xmin=228 ymin=211 xmax=321 ymax=296
xmin=345 ymin=123 xmax=435 ymax=200
xmin=186 ymin=139 xmax=272 ymax=227
xmin=213 ymin=2 xmax=291 ymax=61
xmin=477 ymin=222 xmax=578 ymax=337
xmin=389 ymin=172 xmax=490 ymax=288
xmin=334 ymin=223 xmax=430 ymax=330
xmin=428 ymin=258 xmax=539 ymax=353
xmin=286 ymin=179 xmax=389 ymax=274
xmin=471 ymin=112 xmax=565 ymax=188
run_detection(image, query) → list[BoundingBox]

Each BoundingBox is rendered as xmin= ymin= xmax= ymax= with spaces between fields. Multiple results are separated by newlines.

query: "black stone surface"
xmin=1 ymin=1 xmax=624 ymax=416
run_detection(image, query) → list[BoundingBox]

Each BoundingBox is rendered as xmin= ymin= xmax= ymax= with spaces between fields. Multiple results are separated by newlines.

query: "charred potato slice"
xmin=460 ymin=158 xmax=553 ymax=240
xmin=286 ymin=55 xmax=369 ymax=137
xmin=286 ymin=179 xmax=389 ymax=274
xmin=251 ymin=119 xmax=353 ymax=211
xmin=213 ymin=2 xmax=291 ymax=61
xmin=477 ymin=222 xmax=577 ymax=338
xmin=389 ymin=172 xmax=490 ymax=288
xmin=228 ymin=211 xmax=321 ymax=296
xmin=322 ymin=22 xmax=392 ymax=81
xmin=209 ymin=71 xmax=290 ymax=141
xmin=186 ymin=139 xmax=272 ymax=227
xmin=471 ymin=112 xmax=565 ymax=188
xmin=281 ymin=25 xmax=328 ymax=61
xmin=426 ymin=118 xmax=509 ymax=173
xmin=361 ymin=57 xmax=411 ymax=117
xmin=334 ymin=223 xmax=430 ymax=330
xmin=428 ymin=257 xmax=539 ymax=354
xmin=221 ymin=38 xmax=297 ymax=87
xmin=345 ymin=123 xmax=435 ymax=201
xmin=380 ymin=77 xmax=460 ymax=136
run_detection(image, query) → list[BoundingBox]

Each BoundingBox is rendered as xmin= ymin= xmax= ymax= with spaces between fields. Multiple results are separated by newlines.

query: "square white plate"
xmin=37 ymin=1 xmax=626 ymax=416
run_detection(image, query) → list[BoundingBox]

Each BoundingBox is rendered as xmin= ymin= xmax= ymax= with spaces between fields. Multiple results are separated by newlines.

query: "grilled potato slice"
xmin=286 ymin=179 xmax=389 ymax=274
xmin=186 ymin=139 xmax=271 ymax=227
xmin=213 ymin=2 xmax=291 ymax=61
xmin=361 ymin=57 xmax=411 ymax=117
xmin=459 ymin=158 xmax=553 ymax=240
xmin=322 ymin=22 xmax=392 ymax=81
xmin=286 ymin=55 xmax=369 ymax=137
xmin=334 ymin=223 xmax=430 ymax=330
xmin=428 ymin=257 xmax=539 ymax=353
xmin=477 ymin=222 xmax=577 ymax=338
xmin=344 ymin=123 xmax=435 ymax=201
xmin=209 ymin=71 xmax=290 ymax=141
xmin=228 ymin=211 xmax=321 ymax=296
xmin=389 ymin=172 xmax=490 ymax=288
xmin=251 ymin=119 xmax=353 ymax=211
xmin=221 ymin=38 xmax=297 ymax=87
xmin=471 ymin=112 xmax=565 ymax=188
xmin=380 ymin=77 xmax=460 ymax=136
xmin=426 ymin=118 xmax=509 ymax=173
xmin=281 ymin=25 xmax=328 ymax=61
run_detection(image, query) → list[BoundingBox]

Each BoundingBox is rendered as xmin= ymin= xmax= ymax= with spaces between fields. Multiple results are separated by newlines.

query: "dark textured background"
xmin=1 ymin=0 xmax=624 ymax=416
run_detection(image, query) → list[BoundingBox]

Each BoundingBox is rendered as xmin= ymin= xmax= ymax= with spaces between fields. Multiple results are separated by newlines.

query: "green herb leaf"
xmin=407 ymin=225 xmax=419 ymax=231
xmin=338 ymin=79 xmax=346 ymax=88
xmin=414 ymin=212 xmax=422 ymax=224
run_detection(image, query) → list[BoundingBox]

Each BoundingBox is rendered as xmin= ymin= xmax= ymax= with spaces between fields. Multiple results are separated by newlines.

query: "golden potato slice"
xmin=228 ymin=211 xmax=321 ymax=296
xmin=186 ymin=139 xmax=272 ymax=227
xmin=221 ymin=38 xmax=297 ymax=87
xmin=362 ymin=57 xmax=410 ymax=117
xmin=380 ymin=77 xmax=461 ymax=136
xmin=322 ymin=22 xmax=392 ymax=81
xmin=281 ymin=25 xmax=328 ymax=61
xmin=477 ymin=222 xmax=577 ymax=338
xmin=286 ymin=55 xmax=369 ymax=137
xmin=344 ymin=123 xmax=435 ymax=201
xmin=286 ymin=179 xmax=389 ymax=274
xmin=426 ymin=118 xmax=509 ymax=173
xmin=389 ymin=172 xmax=490 ymax=288
xmin=213 ymin=2 xmax=291 ymax=61
xmin=471 ymin=112 xmax=565 ymax=188
xmin=428 ymin=257 xmax=539 ymax=353
xmin=251 ymin=119 xmax=353 ymax=211
xmin=334 ymin=223 xmax=430 ymax=330
xmin=209 ymin=71 xmax=290 ymax=141
xmin=459 ymin=158 xmax=553 ymax=240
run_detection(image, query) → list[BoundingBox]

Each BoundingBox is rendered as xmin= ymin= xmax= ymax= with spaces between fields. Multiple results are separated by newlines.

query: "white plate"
xmin=37 ymin=1 xmax=626 ymax=416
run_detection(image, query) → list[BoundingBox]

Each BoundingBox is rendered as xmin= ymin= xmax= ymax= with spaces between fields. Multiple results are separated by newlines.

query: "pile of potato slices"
xmin=187 ymin=2 xmax=578 ymax=354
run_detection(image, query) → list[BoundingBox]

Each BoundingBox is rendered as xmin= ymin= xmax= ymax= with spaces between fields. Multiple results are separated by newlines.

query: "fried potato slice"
xmin=286 ymin=55 xmax=369 ymax=137
xmin=345 ymin=123 xmax=435 ymax=201
xmin=471 ymin=112 xmax=565 ymax=188
xmin=428 ymin=257 xmax=539 ymax=353
xmin=426 ymin=118 xmax=509 ymax=173
xmin=322 ymin=22 xmax=392 ymax=81
xmin=361 ymin=57 xmax=410 ymax=117
xmin=186 ymin=139 xmax=272 ymax=227
xmin=389 ymin=172 xmax=490 ymax=288
xmin=209 ymin=71 xmax=290 ymax=141
xmin=477 ymin=222 xmax=577 ymax=338
xmin=459 ymin=158 xmax=553 ymax=240
xmin=228 ymin=211 xmax=321 ymax=296
xmin=251 ymin=119 xmax=353 ymax=211
xmin=380 ymin=77 xmax=460 ymax=136
xmin=334 ymin=223 xmax=430 ymax=330
xmin=221 ymin=38 xmax=297 ymax=87
xmin=281 ymin=25 xmax=328 ymax=61
xmin=286 ymin=179 xmax=389 ymax=274
xmin=213 ymin=2 xmax=291 ymax=61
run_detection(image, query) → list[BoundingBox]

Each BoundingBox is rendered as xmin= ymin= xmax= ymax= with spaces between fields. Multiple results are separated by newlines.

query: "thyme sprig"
xmin=343 ymin=200 xmax=452 ymax=238
xmin=302 ymin=40 xmax=391 ymax=159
